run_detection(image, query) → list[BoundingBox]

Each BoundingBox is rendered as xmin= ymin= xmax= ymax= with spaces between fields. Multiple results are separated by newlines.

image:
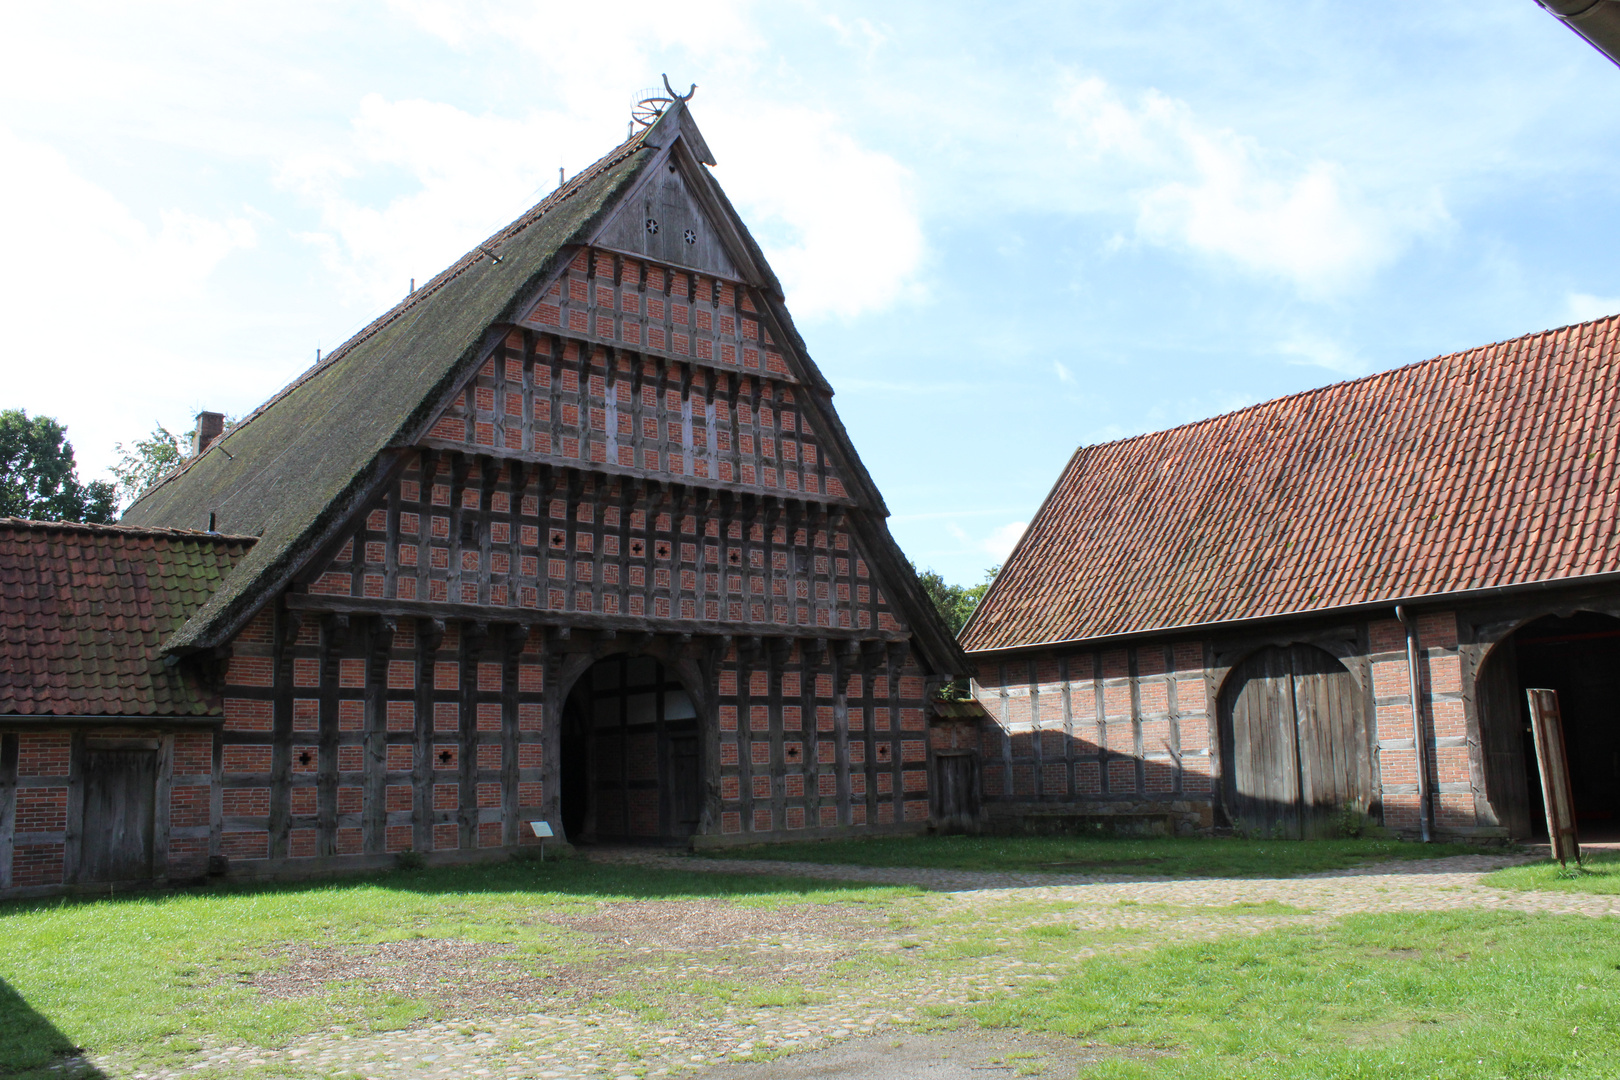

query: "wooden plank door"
xmin=78 ymin=745 xmax=159 ymax=883
xmin=1476 ymin=638 xmax=1533 ymax=837
xmin=1223 ymin=646 xmax=1303 ymax=837
xmin=1222 ymin=645 xmax=1368 ymax=838
xmin=934 ymin=754 xmax=978 ymax=833
xmin=667 ymin=734 xmax=701 ymax=836
xmin=1293 ymin=646 xmax=1373 ymax=836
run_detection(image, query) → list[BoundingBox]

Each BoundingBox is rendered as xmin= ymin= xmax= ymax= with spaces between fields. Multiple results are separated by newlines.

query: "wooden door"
xmin=934 ymin=753 xmax=978 ymax=833
xmin=1221 ymin=645 xmax=1370 ymax=838
xmin=78 ymin=745 xmax=159 ymax=883
xmin=667 ymin=735 xmax=701 ymax=836
xmin=1476 ymin=637 xmax=1533 ymax=837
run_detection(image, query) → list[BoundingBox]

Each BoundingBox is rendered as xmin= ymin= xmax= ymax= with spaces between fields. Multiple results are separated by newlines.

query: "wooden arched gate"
xmin=1219 ymin=645 xmax=1374 ymax=838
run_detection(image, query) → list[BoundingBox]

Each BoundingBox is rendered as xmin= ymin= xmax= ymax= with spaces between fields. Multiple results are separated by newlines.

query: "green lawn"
xmin=699 ymin=834 xmax=1490 ymax=877
xmin=4 ymin=845 xmax=1587 ymax=1080
xmin=973 ymin=909 xmax=1620 ymax=1078
xmin=0 ymin=858 xmax=914 ymax=1077
xmin=1482 ymin=850 xmax=1620 ymax=894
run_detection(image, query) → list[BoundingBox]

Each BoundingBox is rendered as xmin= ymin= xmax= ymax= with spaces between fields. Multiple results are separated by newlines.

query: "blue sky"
xmin=4 ymin=1 xmax=1618 ymax=585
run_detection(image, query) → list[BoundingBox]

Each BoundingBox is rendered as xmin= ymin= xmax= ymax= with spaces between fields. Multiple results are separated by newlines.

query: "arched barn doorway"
xmin=1477 ymin=612 xmax=1620 ymax=840
xmin=560 ymin=654 xmax=703 ymax=845
xmin=1219 ymin=644 xmax=1374 ymax=838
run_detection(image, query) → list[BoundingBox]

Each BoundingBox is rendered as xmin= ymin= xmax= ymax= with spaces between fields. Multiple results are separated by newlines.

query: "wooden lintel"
xmin=283 ymin=593 xmax=911 ymax=644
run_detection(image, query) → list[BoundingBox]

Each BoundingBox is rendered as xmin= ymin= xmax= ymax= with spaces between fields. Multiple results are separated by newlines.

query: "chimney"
xmin=192 ymin=411 xmax=226 ymax=456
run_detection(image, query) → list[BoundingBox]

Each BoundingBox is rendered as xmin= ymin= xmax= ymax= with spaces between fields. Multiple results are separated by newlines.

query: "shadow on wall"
xmin=0 ymin=976 xmax=106 ymax=1078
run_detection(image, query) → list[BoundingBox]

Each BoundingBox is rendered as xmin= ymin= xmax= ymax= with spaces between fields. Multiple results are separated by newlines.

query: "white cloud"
xmin=0 ymin=127 xmax=256 ymax=472
xmin=1053 ymin=360 xmax=1075 ymax=384
xmin=981 ymin=521 xmax=1027 ymax=561
xmin=1567 ymin=292 xmax=1620 ymax=323
xmin=373 ymin=4 xmax=923 ymax=323
xmin=1052 ymin=73 xmax=1447 ymax=296
xmin=1276 ymin=333 xmax=1368 ymax=377
xmin=705 ymin=105 xmax=925 ymax=321
xmin=277 ymin=95 xmax=592 ymax=310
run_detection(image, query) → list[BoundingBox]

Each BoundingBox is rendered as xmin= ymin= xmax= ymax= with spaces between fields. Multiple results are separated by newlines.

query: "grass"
xmin=1482 ymin=850 xmax=1620 ymax=893
xmin=974 ymin=909 xmax=1620 ymax=1078
xmin=0 ymin=857 xmax=916 ymax=1077
xmin=700 ymin=834 xmax=1489 ymax=878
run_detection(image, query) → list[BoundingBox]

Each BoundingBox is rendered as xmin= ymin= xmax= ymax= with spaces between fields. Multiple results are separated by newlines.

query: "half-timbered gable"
xmin=0 ymin=95 xmax=965 ymax=894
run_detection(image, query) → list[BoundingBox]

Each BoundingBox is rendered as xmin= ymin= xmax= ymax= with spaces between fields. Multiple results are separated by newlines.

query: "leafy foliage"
xmin=914 ymin=563 xmax=1000 ymax=636
xmin=0 ymin=409 xmax=116 ymax=523
xmin=110 ymin=422 xmax=188 ymax=507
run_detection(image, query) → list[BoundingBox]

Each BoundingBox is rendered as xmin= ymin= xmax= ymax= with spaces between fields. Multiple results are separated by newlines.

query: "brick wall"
xmin=973 ymin=642 xmax=1212 ymax=833
xmin=715 ymin=641 xmax=932 ymax=838
xmin=306 ymin=446 xmax=897 ymax=638
xmin=1368 ymin=612 xmax=1473 ymax=833
xmin=218 ymin=611 xmax=548 ymax=865
xmin=972 ymin=610 xmax=1480 ymax=838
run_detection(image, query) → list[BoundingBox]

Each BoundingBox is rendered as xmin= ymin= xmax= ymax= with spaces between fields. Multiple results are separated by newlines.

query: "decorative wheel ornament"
xmin=645 ymin=218 xmax=659 ymax=235
xmin=683 ymin=228 xmax=697 ymax=245
xmin=630 ymin=76 xmax=697 ymax=129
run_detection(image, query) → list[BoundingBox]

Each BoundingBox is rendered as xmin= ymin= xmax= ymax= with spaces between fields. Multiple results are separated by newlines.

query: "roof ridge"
xmin=133 ymin=126 xmax=655 ymax=504
xmin=1077 ymin=311 xmax=1620 ymax=456
xmin=963 ymin=308 xmax=1620 ymax=651
xmin=0 ymin=517 xmax=257 ymax=542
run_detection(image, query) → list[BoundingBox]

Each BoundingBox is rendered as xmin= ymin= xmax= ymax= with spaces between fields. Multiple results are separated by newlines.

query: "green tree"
xmin=913 ymin=563 xmax=1001 ymax=636
xmin=0 ymin=409 xmax=116 ymax=523
xmin=111 ymin=423 xmax=187 ymax=507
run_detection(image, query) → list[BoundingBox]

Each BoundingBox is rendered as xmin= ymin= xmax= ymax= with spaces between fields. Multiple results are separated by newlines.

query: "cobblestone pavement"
xmin=109 ymin=850 xmax=1615 ymax=1080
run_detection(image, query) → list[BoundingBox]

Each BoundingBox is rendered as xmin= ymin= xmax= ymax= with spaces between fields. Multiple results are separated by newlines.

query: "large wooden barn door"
xmin=78 ymin=740 xmax=159 ymax=882
xmin=566 ymin=656 xmax=702 ymax=844
xmin=1220 ymin=645 xmax=1371 ymax=838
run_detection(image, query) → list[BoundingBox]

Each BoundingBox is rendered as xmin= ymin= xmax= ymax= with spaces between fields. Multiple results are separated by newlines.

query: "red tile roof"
xmin=961 ymin=314 xmax=1620 ymax=653
xmin=0 ymin=519 xmax=255 ymax=716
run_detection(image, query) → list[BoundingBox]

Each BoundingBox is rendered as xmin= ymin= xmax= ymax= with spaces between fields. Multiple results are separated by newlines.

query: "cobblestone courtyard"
xmin=77 ymin=847 xmax=1613 ymax=1080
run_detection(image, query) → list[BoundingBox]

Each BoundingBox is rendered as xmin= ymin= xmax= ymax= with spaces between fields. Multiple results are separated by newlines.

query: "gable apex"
xmin=591 ymin=142 xmax=741 ymax=279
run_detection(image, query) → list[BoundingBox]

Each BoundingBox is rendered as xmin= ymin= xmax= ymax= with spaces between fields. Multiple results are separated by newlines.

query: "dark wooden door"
xmin=1220 ymin=645 xmax=1371 ymax=838
xmin=1476 ymin=637 xmax=1533 ymax=837
xmin=79 ymin=746 xmax=159 ymax=883
xmin=667 ymin=735 xmax=701 ymax=836
xmin=935 ymin=754 xmax=978 ymax=833
xmin=579 ymin=656 xmax=704 ymax=842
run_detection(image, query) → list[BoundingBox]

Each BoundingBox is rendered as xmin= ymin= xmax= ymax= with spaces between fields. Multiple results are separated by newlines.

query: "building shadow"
xmin=0 ymin=976 xmax=105 ymax=1078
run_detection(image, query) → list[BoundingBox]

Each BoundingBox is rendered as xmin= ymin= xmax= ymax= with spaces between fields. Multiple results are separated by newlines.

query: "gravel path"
xmin=104 ymin=849 xmax=1615 ymax=1080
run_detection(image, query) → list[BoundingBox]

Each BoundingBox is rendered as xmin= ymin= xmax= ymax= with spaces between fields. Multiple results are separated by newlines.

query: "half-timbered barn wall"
xmin=971 ymin=610 xmax=1484 ymax=838
xmin=202 ymin=611 xmax=934 ymax=872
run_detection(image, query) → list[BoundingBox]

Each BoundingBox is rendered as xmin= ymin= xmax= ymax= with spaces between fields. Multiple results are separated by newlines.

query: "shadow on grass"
xmin=0 ymin=854 xmax=914 ymax=919
xmin=0 ymin=978 xmax=104 ymax=1079
xmin=695 ymin=835 xmax=1513 ymax=883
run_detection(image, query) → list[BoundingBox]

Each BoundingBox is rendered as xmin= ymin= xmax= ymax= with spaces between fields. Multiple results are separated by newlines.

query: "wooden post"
xmin=363 ymin=617 xmax=395 ymax=854
xmin=1526 ymin=688 xmax=1581 ymax=867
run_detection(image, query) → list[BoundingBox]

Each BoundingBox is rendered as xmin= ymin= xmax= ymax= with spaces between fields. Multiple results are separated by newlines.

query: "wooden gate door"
xmin=1221 ymin=645 xmax=1370 ymax=838
xmin=78 ymin=743 xmax=159 ymax=883
xmin=934 ymin=753 xmax=978 ymax=833
xmin=667 ymin=734 xmax=701 ymax=837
